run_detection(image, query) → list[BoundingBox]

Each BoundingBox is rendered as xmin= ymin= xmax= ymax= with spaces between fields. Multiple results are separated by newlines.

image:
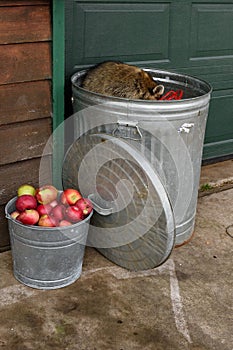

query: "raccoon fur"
xmin=81 ymin=61 xmax=164 ymax=100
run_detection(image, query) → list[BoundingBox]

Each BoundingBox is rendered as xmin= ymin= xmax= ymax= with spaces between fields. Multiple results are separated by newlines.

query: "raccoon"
xmin=81 ymin=61 xmax=164 ymax=100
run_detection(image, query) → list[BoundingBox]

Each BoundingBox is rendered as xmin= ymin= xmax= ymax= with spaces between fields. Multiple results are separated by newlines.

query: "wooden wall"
xmin=0 ymin=0 xmax=52 ymax=251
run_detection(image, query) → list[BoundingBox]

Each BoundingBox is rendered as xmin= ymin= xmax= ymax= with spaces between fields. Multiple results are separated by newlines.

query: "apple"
xmin=65 ymin=206 xmax=84 ymax=223
xmin=51 ymin=204 xmax=66 ymax=221
xmin=38 ymin=214 xmax=58 ymax=227
xmin=17 ymin=209 xmax=39 ymax=225
xmin=75 ymin=197 xmax=93 ymax=216
xmin=17 ymin=184 xmax=36 ymax=197
xmin=15 ymin=195 xmax=37 ymax=212
xmin=36 ymin=185 xmax=58 ymax=205
xmin=10 ymin=210 xmax=20 ymax=220
xmin=59 ymin=220 xmax=72 ymax=227
xmin=49 ymin=199 xmax=58 ymax=208
xmin=37 ymin=204 xmax=52 ymax=216
xmin=60 ymin=189 xmax=82 ymax=206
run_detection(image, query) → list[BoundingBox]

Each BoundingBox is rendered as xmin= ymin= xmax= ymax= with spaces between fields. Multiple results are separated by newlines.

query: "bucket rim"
xmin=5 ymin=196 xmax=93 ymax=231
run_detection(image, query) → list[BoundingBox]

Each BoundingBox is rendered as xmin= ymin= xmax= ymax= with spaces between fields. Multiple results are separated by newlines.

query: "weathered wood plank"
xmin=0 ymin=155 xmax=53 ymax=249
xmin=0 ymin=156 xmax=52 ymax=205
xmin=0 ymin=5 xmax=51 ymax=44
xmin=0 ymin=81 xmax=52 ymax=126
xmin=0 ymin=0 xmax=52 ymax=251
xmin=0 ymin=42 xmax=51 ymax=85
xmin=0 ymin=1 xmax=50 ymax=6
xmin=0 ymin=205 xmax=10 ymax=251
xmin=0 ymin=118 xmax=52 ymax=165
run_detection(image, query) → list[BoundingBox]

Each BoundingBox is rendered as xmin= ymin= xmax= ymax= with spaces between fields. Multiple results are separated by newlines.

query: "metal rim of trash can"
xmin=71 ymin=68 xmax=212 ymax=113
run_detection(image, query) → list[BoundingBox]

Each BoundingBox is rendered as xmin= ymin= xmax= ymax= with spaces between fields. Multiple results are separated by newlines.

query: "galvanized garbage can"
xmin=5 ymin=196 xmax=92 ymax=289
xmin=64 ymin=68 xmax=212 ymax=271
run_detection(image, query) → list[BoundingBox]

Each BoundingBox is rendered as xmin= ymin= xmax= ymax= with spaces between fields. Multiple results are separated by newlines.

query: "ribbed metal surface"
xmin=63 ymin=134 xmax=175 ymax=271
xmin=70 ymin=68 xmax=211 ymax=249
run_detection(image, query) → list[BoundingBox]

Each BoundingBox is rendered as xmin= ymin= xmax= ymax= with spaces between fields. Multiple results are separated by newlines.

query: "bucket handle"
xmin=88 ymin=193 xmax=113 ymax=216
xmin=112 ymin=120 xmax=142 ymax=141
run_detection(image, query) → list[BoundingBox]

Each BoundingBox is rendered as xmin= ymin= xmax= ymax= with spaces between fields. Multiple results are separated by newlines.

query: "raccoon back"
xmin=81 ymin=61 xmax=164 ymax=100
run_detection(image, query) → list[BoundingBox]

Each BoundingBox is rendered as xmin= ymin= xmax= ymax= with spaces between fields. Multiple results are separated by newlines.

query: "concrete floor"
xmin=0 ymin=161 xmax=233 ymax=350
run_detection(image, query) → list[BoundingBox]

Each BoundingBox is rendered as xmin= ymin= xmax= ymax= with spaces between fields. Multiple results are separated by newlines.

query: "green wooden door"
xmin=65 ymin=0 xmax=233 ymax=160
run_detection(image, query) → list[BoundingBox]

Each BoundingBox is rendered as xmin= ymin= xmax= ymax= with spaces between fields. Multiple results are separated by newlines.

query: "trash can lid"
xmin=62 ymin=133 xmax=175 ymax=270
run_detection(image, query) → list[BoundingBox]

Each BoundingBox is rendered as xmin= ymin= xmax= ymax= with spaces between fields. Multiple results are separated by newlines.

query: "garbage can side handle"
xmin=88 ymin=193 xmax=113 ymax=216
xmin=112 ymin=120 xmax=142 ymax=141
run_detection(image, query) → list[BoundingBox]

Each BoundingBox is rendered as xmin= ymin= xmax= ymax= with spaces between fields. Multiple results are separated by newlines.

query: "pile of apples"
xmin=10 ymin=184 xmax=93 ymax=227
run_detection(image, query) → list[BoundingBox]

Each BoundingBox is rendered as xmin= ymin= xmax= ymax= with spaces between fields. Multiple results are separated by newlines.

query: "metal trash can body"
xmin=5 ymin=196 xmax=92 ymax=289
xmin=70 ymin=69 xmax=211 ymax=247
xmin=63 ymin=133 xmax=176 ymax=271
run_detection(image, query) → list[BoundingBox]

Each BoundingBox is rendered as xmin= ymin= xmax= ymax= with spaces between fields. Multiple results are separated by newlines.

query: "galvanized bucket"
xmin=5 ymin=196 xmax=92 ymax=289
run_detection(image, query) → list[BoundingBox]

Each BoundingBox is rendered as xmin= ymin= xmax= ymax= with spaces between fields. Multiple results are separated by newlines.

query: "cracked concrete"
xmin=0 ymin=185 xmax=232 ymax=350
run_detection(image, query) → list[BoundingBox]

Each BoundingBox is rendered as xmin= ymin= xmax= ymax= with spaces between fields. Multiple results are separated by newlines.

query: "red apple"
xmin=37 ymin=204 xmax=52 ymax=216
xmin=17 ymin=184 xmax=36 ymax=197
xmin=38 ymin=214 xmax=58 ymax=227
xmin=17 ymin=209 xmax=39 ymax=225
xmin=10 ymin=211 xmax=20 ymax=220
xmin=15 ymin=195 xmax=37 ymax=212
xmin=65 ymin=206 xmax=84 ymax=223
xmin=59 ymin=220 xmax=72 ymax=227
xmin=60 ymin=189 xmax=82 ymax=206
xmin=51 ymin=204 xmax=66 ymax=221
xmin=75 ymin=197 xmax=93 ymax=216
xmin=49 ymin=199 xmax=58 ymax=208
xmin=36 ymin=185 xmax=58 ymax=205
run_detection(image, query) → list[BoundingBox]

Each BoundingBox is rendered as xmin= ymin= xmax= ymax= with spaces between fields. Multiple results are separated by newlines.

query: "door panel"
xmin=188 ymin=2 xmax=233 ymax=158
xmin=190 ymin=4 xmax=233 ymax=58
xmin=71 ymin=2 xmax=171 ymax=67
xmin=65 ymin=0 xmax=233 ymax=160
xmin=206 ymin=90 xmax=233 ymax=143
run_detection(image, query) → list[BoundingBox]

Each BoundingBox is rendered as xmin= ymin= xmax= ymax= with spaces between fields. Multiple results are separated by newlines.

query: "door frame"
xmin=52 ymin=0 xmax=65 ymax=188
